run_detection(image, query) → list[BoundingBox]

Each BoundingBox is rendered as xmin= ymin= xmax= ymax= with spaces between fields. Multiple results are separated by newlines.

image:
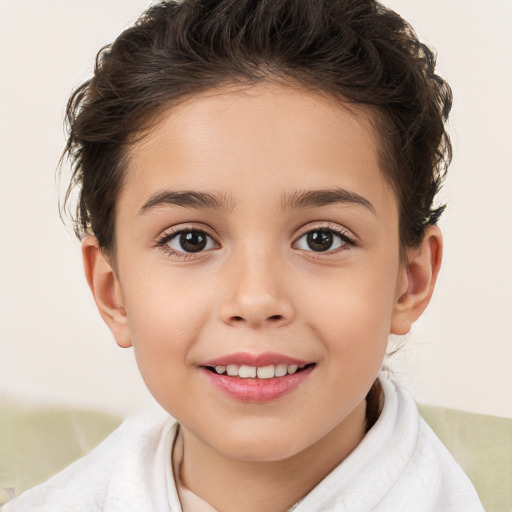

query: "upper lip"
xmin=201 ymin=352 xmax=311 ymax=367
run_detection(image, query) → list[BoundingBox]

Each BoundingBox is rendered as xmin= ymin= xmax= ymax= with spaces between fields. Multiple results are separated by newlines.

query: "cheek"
xmin=121 ymin=275 xmax=211 ymax=387
xmin=124 ymin=266 xmax=210 ymax=338
xmin=303 ymin=266 xmax=397 ymax=332
xmin=299 ymin=263 xmax=398 ymax=367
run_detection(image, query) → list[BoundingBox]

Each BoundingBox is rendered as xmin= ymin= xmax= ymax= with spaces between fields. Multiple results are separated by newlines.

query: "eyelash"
xmin=155 ymin=223 xmax=357 ymax=259
xmin=156 ymin=227 xmax=218 ymax=260
xmin=293 ymin=223 xmax=357 ymax=255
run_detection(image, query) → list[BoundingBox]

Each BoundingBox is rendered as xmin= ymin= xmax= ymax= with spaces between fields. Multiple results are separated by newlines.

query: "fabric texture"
xmin=1 ymin=376 xmax=484 ymax=512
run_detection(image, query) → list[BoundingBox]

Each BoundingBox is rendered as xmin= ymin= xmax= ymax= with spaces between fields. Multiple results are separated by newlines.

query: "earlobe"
xmin=390 ymin=226 xmax=443 ymax=335
xmin=82 ymin=235 xmax=133 ymax=348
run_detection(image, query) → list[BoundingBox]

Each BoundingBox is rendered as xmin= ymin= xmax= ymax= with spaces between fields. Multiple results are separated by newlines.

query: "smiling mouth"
xmin=204 ymin=363 xmax=316 ymax=379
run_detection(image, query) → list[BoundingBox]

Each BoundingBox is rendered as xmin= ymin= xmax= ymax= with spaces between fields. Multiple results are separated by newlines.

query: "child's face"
xmin=95 ymin=83 xmax=413 ymax=461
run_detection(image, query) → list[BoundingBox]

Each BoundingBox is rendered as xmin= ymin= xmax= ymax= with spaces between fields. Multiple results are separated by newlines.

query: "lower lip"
xmin=201 ymin=366 xmax=315 ymax=402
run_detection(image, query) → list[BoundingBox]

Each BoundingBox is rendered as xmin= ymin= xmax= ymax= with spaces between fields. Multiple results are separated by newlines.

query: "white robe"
xmin=2 ymin=377 xmax=484 ymax=512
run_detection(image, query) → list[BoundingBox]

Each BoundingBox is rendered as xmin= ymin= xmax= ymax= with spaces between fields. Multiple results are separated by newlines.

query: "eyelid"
xmin=292 ymin=222 xmax=358 ymax=254
xmin=293 ymin=222 xmax=357 ymax=246
xmin=155 ymin=223 xmax=220 ymax=256
xmin=156 ymin=223 xmax=218 ymax=242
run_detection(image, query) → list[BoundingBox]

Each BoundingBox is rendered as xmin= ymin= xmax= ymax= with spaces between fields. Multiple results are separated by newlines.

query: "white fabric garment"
xmin=2 ymin=377 xmax=484 ymax=512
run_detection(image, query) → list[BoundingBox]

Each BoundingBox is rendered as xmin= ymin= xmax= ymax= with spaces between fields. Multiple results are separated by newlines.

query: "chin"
xmin=209 ymin=424 xmax=315 ymax=463
xmin=225 ymin=443 xmax=303 ymax=463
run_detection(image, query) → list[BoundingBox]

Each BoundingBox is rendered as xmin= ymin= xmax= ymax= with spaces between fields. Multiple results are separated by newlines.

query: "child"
xmin=3 ymin=0 xmax=485 ymax=510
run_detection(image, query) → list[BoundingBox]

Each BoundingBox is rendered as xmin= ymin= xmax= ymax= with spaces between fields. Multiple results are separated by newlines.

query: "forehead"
xmin=122 ymin=82 xmax=396 ymax=216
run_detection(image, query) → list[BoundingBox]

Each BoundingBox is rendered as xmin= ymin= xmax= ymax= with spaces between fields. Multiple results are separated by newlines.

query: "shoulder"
xmin=2 ymin=411 xmax=177 ymax=512
xmin=372 ymin=376 xmax=485 ymax=511
xmin=293 ymin=375 xmax=485 ymax=512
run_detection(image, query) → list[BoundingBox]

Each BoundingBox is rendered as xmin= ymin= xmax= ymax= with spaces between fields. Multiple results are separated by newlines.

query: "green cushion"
xmin=0 ymin=405 xmax=121 ymax=505
xmin=418 ymin=403 xmax=512 ymax=512
xmin=1 ymin=403 xmax=510 ymax=511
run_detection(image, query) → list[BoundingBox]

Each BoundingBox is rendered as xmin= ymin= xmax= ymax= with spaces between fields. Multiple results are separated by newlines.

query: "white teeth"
xmin=275 ymin=364 xmax=288 ymax=377
xmin=287 ymin=364 xmax=298 ymax=375
xmin=239 ymin=365 xmax=257 ymax=378
xmin=257 ymin=365 xmax=275 ymax=379
xmin=226 ymin=364 xmax=238 ymax=376
xmin=212 ymin=363 xmax=309 ymax=378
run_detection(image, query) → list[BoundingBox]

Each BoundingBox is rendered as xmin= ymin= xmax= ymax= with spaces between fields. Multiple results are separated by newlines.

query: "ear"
xmin=82 ymin=235 xmax=132 ymax=348
xmin=390 ymin=225 xmax=443 ymax=335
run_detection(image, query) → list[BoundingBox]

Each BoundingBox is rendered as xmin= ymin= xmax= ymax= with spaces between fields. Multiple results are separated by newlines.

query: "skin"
xmin=83 ymin=82 xmax=442 ymax=512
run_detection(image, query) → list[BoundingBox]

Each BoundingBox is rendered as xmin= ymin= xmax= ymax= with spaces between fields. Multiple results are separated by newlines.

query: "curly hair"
xmin=62 ymin=0 xmax=452 ymax=253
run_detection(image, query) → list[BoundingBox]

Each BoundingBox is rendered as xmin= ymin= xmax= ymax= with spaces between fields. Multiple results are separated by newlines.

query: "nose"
xmin=218 ymin=249 xmax=295 ymax=329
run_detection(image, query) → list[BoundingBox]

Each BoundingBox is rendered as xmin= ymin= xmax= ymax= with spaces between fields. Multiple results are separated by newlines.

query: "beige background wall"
xmin=0 ymin=0 xmax=511 ymax=418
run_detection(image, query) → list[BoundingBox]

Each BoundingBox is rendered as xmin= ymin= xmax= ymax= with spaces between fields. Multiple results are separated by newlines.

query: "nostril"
xmin=225 ymin=313 xmax=289 ymax=326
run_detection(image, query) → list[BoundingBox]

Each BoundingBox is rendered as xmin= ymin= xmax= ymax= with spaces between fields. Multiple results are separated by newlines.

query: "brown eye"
xmin=295 ymin=228 xmax=350 ymax=253
xmin=306 ymin=230 xmax=334 ymax=252
xmin=168 ymin=230 xmax=215 ymax=253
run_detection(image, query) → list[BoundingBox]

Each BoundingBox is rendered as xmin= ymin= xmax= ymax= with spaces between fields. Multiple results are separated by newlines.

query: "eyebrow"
xmin=139 ymin=190 xmax=235 ymax=215
xmin=138 ymin=187 xmax=375 ymax=216
xmin=281 ymin=188 xmax=376 ymax=214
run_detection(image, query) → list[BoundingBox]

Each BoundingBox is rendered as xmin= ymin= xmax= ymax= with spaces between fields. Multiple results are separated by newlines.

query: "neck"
xmin=178 ymin=400 xmax=367 ymax=512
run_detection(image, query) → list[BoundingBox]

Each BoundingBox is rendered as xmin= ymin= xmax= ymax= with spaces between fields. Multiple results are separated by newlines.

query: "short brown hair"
xmin=62 ymin=0 xmax=452 ymax=253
